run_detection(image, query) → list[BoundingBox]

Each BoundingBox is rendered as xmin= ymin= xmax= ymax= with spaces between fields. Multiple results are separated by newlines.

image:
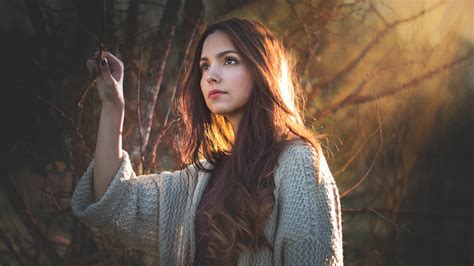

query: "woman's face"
xmin=199 ymin=30 xmax=254 ymax=127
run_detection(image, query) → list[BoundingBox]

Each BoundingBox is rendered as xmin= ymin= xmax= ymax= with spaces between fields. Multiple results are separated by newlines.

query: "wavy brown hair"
xmin=172 ymin=18 xmax=325 ymax=264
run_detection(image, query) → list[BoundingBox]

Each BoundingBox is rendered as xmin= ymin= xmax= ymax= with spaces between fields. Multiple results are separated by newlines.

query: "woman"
xmin=72 ymin=18 xmax=343 ymax=265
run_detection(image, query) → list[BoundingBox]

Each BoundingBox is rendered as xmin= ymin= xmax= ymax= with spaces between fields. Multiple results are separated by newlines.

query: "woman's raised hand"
xmin=87 ymin=51 xmax=125 ymax=108
xmin=86 ymin=51 xmax=126 ymax=202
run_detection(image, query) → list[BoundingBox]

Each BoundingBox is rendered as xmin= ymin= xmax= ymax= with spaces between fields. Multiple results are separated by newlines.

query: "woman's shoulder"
xmin=182 ymin=158 xmax=214 ymax=175
xmin=277 ymin=137 xmax=335 ymax=186
xmin=279 ymin=138 xmax=319 ymax=161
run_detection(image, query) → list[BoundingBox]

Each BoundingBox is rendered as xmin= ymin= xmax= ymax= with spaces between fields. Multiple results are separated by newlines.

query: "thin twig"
xmin=44 ymin=174 xmax=74 ymax=222
xmin=333 ymin=125 xmax=379 ymax=177
xmin=340 ymin=62 xmax=383 ymax=198
xmin=36 ymin=96 xmax=92 ymax=157
xmin=370 ymin=1 xmax=389 ymax=26
xmin=79 ymin=23 xmax=100 ymax=42
xmin=76 ymin=78 xmax=96 ymax=109
xmin=286 ymin=0 xmax=311 ymax=50
xmin=368 ymin=207 xmax=410 ymax=232
xmin=0 ymin=226 xmax=26 ymax=266
xmin=136 ymin=0 xmax=148 ymax=173
xmin=342 ymin=207 xmax=474 ymax=219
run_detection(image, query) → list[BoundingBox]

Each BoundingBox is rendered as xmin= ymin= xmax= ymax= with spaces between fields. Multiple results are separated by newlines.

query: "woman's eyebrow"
xmin=200 ymin=50 xmax=239 ymax=62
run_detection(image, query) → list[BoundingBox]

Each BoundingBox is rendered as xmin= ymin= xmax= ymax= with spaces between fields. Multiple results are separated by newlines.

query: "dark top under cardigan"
xmin=193 ymin=169 xmax=221 ymax=266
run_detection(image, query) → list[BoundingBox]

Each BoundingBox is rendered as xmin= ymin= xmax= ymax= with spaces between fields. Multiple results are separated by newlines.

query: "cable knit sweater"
xmin=71 ymin=140 xmax=343 ymax=265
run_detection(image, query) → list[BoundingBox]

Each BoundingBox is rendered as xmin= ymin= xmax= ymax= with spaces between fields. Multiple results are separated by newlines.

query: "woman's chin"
xmin=209 ymin=108 xmax=230 ymax=116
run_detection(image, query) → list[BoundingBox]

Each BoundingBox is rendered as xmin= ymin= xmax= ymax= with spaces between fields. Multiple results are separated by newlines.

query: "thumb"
xmin=99 ymin=58 xmax=114 ymax=85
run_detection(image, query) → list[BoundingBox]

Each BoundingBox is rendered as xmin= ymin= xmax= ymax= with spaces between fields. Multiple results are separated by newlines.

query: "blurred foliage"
xmin=1 ymin=0 xmax=473 ymax=265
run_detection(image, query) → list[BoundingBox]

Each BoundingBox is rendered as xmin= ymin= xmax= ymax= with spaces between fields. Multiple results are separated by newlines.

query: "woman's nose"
xmin=206 ymin=66 xmax=222 ymax=83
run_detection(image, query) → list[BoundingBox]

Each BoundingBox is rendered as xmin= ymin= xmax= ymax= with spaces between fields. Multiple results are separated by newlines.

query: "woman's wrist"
xmin=101 ymin=99 xmax=125 ymax=113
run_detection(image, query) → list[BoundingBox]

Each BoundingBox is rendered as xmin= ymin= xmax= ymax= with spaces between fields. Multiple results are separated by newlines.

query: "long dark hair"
xmin=173 ymin=18 xmax=325 ymax=264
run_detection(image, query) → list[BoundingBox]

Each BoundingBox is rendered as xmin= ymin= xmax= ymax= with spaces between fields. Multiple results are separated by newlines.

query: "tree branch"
xmin=310 ymin=1 xmax=444 ymax=98
xmin=131 ymin=0 xmax=182 ymax=169
xmin=340 ymin=66 xmax=383 ymax=198
xmin=0 ymin=226 xmax=26 ymax=265
xmin=145 ymin=0 xmax=205 ymax=171
xmin=318 ymin=50 xmax=473 ymax=121
xmin=348 ymin=50 xmax=474 ymax=105
xmin=342 ymin=207 xmax=474 ymax=219
xmin=0 ymin=173 xmax=62 ymax=264
xmin=36 ymin=96 xmax=93 ymax=158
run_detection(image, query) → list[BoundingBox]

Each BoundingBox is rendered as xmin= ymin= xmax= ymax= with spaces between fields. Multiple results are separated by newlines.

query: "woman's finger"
xmin=98 ymin=58 xmax=115 ymax=84
xmin=102 ymin=51 xmax=123 ymax=69
xmin=86 ymin=58 xmax=99 ymax=76
xmin=86 ymin=50 xmax=122 ymax=79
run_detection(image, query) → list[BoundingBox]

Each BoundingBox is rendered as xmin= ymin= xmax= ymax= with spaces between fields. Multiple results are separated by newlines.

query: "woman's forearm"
xmin=93 ymin=102 xmax=125 ymax=202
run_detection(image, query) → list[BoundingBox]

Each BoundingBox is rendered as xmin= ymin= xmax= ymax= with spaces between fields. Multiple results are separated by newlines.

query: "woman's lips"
xmin=209 ymin=92 xmax=225 ymax=99
xmin=208 ymin=89 xmax=226 ymax=99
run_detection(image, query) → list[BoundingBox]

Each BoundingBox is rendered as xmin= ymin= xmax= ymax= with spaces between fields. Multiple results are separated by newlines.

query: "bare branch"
xmin=349 ymin=50 xmax=474 ymax=105
xmin=286 ymin=0 xmax=311 ymax=49
xmin=75 ymin=77 xmax=97 ymax=132
xmin=130 ymin=0 xmax=182 ymax=168
xmin=333 ymin=125 xmax=379 ymax=177
xmin=369 ymin=1 xmax=389 ymax=26
xmin=23 ymin=0 xmax=49 ymax=40
xmin=368 ymin=207 xmax=410 ymax=232
xmin=36 ymin=96 xmax=93 ymax=158
xmin=0 ymin=226 xmax=26 ymax=265
xmin=135 ymin=0 xmax=149 ymax=173
xmin=44 ymin=174 xmax=74 ymax=222
xmin=342 ymin=207 xmax=474 ymax=219
xmin=145 ymin=0 xmax=205 ymax=171
xmin=340 ymin=65 xmax=383 ymax=198
xmin=311 ymin=1 xmax=444 ymax=97
xmin=0 ymin=173 xmax=62 ymax=264
xmin=79 ymin=23 xmax=100 ymax=43
xmin=317 ymin=48 xmax=473 ymax=122
xmin=297 ymin=1 xmax=363 ymax=21
xmin=116 ymin=24 xmax=162 ymax=43
xmin=76 ymin=79 xmax=96 ymax=109
xmin=317 ymin=46 xmax=393 ymax=121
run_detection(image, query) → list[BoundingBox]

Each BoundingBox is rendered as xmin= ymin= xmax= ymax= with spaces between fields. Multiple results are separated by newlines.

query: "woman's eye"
xmin=225 ymin=57 xmax=238 ymax=65
xmin=200 ymin=58 xmax=238 ymax=71
xmin=200 ymin=63 xmax=209 ymax=71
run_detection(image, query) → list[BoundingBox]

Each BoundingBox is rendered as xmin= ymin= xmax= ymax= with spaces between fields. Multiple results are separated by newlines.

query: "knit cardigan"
xmin=71 ymin=140 xmax=344 ymax=265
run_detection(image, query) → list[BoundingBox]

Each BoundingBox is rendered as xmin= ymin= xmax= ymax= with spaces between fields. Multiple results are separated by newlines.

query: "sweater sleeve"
xmin=71 ymin=150 xmax=193 ymax=256
xmin=273 ymin=142 xmax=343 ymax=266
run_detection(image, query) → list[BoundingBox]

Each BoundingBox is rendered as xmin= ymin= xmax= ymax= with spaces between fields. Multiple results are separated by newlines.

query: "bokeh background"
xmin=1 ymin=0 xmax=473 ymax=265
